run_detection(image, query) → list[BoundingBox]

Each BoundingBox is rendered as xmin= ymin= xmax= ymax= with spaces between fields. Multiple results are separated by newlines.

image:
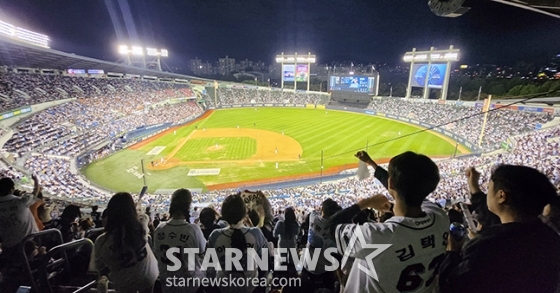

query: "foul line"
xmin=165 ymin=112 xmax=214 ymax=160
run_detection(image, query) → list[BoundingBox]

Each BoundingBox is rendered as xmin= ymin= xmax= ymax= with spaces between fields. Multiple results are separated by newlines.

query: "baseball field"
xmin=83 ymin=107 xmax=469 ymax=193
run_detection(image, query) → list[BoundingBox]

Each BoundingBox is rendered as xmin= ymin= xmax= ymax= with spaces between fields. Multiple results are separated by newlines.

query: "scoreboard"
xmin=329 ymin=74 xmax=377 ymax=95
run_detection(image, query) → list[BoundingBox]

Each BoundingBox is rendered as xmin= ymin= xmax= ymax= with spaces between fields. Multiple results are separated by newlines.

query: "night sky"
xmin=0 ymin=0 xmax=559 ymax=68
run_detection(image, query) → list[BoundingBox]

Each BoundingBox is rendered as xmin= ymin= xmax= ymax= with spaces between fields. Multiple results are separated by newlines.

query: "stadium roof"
xmin=493 ymin=96 xmax=560 ymax=106
xmin=0 ymin=35 xmax=209 ymax=80
xmin=492 ymin=0 xmax=560 ymax=18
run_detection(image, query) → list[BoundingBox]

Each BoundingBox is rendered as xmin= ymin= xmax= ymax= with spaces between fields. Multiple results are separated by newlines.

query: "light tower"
xmin=118 ymin=45 xmax=168 ymax=71
xmin=403 ymin=45 xmax=459 ymax=100
xmin=275 ymin=52 xmax=316 ymax=91
xmin=146 ymin=48 xmax=169 ymax=71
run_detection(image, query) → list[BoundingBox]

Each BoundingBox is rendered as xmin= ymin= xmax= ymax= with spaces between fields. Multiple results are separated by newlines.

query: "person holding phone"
xmin=439 ymin=165 xmax=560 ymax=293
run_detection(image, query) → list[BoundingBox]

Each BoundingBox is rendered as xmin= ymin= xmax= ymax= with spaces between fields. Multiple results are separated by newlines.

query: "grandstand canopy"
xmin=0 ymin=35 xmax=205 ymax=80
xmin=492 ymin=0 xmax=560 ymax=18
xmin=493 ymin=96 xmax=560 ymax=106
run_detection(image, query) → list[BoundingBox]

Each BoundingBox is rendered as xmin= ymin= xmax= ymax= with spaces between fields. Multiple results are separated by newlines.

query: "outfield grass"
xmin=83 ymin=108 xmax=463 ymax=192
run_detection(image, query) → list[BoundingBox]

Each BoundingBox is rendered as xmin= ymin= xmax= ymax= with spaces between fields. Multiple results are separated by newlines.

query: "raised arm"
xmin=465 ymin=167 xmax=500 ymax=229
xmin=355 ymin=150 xmax=389 ymax=188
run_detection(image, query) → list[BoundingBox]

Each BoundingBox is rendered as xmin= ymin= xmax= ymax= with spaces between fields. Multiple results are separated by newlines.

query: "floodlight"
xmin=132 ymin=46 xmax=143 ymax=55
xmin=161 ymin=49 xmax=168 ymax=57
xmin=403 ymin=55 xmax=413 ymax=62
xmin=430 ymin=53 xmax=441 ymax=60
xmin=444 ymin=52 xmax=458 ymax=60
xmin=146 ymin=47 xmax=157 ymax=56
xmin=275 ymin=57 xmax=283 ymax=63
xmin=118 ymin=45 xmax=129 ymax=54
xmin=0 ymin=19 xmax=49 ymax=48
xmin=414 ymin=54 xmax=428 ymax=61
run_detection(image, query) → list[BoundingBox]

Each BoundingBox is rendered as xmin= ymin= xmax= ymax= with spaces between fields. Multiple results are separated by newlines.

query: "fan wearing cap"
xmin=153 ymin=188 xmax=207 ymax=293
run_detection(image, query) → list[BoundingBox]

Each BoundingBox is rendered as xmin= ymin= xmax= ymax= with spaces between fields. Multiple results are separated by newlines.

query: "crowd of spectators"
xmin=366 ymin=98 xmax=553 ymax=150
xmin=2 ymin=73 xmax=202 ymax=156
xmin=2 ymin=148 xmax=559 ymax=292
xmin=23 ymin=154 xmax=109 ymax=202
xmin=216 ymin=87 xmax=330 ymax=105
xmin=0 ymin=72 xmax=195 ymax=112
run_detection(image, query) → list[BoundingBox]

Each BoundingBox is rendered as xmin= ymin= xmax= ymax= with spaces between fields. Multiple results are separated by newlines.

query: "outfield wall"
xmin=215 ymin=103 xmax=479 ymax=152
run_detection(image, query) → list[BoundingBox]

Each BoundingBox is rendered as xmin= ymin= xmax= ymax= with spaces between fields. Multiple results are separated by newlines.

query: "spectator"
xmin=94 ymin=192 xmax=158 ymax=293
xmin=37 ymin=202 xmax=54 ymax=229
xmin=273 ymin=207 xmax=300 ymax=267
xmin=439 ymin=165 xmax=560 ymax=293
xmin=90 ymin=205 xmax=102 ymax=227
xmin=191 ymin=207 xmax=199 ymax=223
xmin=301 ymin=198 xmax=341 ymax=292
xmin=154 ymin=189 xmax=206 ymax=293
xmin=0 ymin=177 xmax=38 ymax=250
xmin=76 ymin=218 xmax=94 ymax=240
xmin=199 ymin=207 xmax=221 ymax=240
xmin=52 ymin=205 xmax=82 ymax=242
xmin=327 ymin=151 xmax=449 ymax=293
xmin=207 ymin=193 xmax=268 ymax=293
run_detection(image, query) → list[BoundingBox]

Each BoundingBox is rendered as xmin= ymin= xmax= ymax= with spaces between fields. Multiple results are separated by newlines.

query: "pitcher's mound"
xmin=207 ymin=145 xmax=224 ymax=151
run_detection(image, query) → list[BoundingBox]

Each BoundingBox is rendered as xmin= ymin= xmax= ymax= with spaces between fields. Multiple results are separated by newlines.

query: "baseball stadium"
xmin=1 ymin=4 xmax=560 ymax=293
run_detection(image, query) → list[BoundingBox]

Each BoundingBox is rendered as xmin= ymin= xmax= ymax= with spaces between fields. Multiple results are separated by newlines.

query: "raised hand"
xmin=465 ymin=167 xmax=482 ymax=194
xmin=355 ymin=151 xmax=374 ymax=165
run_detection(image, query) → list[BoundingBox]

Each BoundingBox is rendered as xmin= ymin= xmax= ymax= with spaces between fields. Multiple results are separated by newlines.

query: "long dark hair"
xmin=284 ymin=207 xmax=298 ymax=236
xmin=221 ymin=193 xmax=247 ymax=252
xmin=104 ymin=192 xmax=146 ymax=251
xmin=169 ymin=189 xmax=192 ymax=218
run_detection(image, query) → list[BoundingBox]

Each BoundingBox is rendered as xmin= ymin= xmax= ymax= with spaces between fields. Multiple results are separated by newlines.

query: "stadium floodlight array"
xmin=0 ymin=20 xmax=50 ymax=48
xmin=403 ymin=49 xmax=460 ymax=63
xmin=118 ymin=45 xmax=168 ymax=71
xmin=146 ymin=48 xmax=168 ymax=57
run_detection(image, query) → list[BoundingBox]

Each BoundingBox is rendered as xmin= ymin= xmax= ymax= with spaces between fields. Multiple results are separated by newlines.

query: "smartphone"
xmin=459 ymin=202 xmax=478 ymax=231
xmin=16 ymin=287 xmax=31 ymax=293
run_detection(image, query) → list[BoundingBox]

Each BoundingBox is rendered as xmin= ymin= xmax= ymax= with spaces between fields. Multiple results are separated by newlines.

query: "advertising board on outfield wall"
xmin=217 ymin=103 xmax=306 ymax=109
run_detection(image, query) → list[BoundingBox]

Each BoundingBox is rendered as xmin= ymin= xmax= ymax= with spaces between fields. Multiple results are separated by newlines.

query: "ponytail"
xmin=231 ymin=228 xmax=247 ymax=252
xmin=221 ymin=193 xmax=249 ymax=254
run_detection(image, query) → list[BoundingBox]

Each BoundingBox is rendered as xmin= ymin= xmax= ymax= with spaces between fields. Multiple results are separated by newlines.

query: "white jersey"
xmin=154 ymin=219 xmax=207 ymax=293
xmin=335 ymin=202 xmax=449 ymax=293
xmin=94 ymin=233 xmax=158 ymax=293
xmin=0 ymin=193 xmax=38 ymax=248
xmin=208 ymin=226 xmax=268 ymax=293
xmin=304 ymin=211 xmax=337 ymax=275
